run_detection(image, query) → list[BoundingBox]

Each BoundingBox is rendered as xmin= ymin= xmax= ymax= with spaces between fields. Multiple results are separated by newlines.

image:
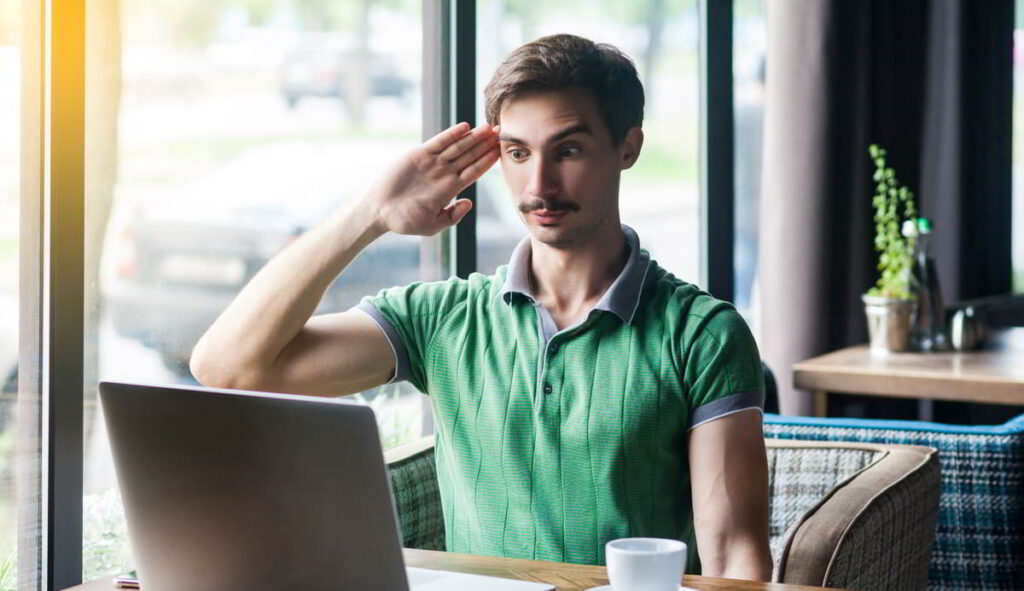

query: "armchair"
xmin=764 ymin=412 xmax=1024 ymax=590
xmin=384 ymin=435 xmax=940 ymax=591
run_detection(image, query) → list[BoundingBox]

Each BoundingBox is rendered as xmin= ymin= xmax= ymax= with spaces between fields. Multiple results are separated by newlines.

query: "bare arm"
xmin=688 ymin=409 xmax=773 ymax=581
xmin=190 ymin=122 xmax=500 ymax=396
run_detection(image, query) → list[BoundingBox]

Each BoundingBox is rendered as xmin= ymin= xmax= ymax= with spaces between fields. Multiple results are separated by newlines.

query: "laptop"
xmin=98 ymin=381 xmax=554 ymax=591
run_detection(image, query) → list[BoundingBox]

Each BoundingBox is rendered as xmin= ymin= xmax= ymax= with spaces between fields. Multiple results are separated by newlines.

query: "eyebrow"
xmin=498 ymin=123 xmax=594 ymax=146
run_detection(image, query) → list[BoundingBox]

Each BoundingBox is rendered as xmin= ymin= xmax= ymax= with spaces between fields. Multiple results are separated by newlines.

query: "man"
xmin=191 ymin=34 xmax=772 ymax=580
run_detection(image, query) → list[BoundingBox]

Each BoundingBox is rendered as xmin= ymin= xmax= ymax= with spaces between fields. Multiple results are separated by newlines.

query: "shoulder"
xmin=366 ymin=268 xmax=502 ymax=315
xmin=641 ymin=260 xmax=741 ymax=329
xmin=637 ymin=264 xmax=763 ymax=409
xmin=639 ymin=260 xmax=759 ymax=364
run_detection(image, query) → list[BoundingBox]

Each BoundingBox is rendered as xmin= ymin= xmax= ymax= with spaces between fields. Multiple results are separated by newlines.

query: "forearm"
xmin=191 ymin=199 xmax=383 ymax=388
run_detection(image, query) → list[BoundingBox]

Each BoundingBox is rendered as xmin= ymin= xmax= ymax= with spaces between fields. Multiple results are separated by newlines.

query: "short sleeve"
xmin=356 ymin=276 xmax=468 ymax=394
xmin=685 ymin=307 xmax=765 ymax=430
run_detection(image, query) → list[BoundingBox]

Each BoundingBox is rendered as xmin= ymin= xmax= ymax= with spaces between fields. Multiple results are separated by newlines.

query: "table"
xmin=793 ymin=328 xmax=1024 ymax=416
xmin=63 ymin=548 xmax=835 ymax=591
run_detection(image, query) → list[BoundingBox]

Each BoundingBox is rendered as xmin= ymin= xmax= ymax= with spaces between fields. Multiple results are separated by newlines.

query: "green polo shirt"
xmin=357 ymin=225 xmax=764 ymax=571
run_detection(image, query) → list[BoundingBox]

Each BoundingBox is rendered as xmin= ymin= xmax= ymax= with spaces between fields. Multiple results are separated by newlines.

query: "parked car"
xmin=102 ymin=162 xmax=521 ymax=378
xmin=278 ymin=37 xmax=412 ymax=109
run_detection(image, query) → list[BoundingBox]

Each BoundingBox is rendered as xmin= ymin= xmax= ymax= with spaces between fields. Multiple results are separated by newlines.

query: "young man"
xmin=191 ymin=34 xmax=773 ymax=580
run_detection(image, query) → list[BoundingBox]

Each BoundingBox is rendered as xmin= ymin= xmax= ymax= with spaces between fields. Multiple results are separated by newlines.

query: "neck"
xmin=529 ymin=223 xmax=628 ymax=314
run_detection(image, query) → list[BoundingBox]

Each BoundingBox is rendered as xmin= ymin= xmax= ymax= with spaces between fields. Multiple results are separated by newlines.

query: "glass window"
xmin=84 ymin=0 xmax=427 ymax=579
xmin=0 ymin=1 xmax=19 ymax=587
xmin=475 ymin=1 xmax=701 ymax=282
xmin=733 ymin=0 xmax=766 ymax=333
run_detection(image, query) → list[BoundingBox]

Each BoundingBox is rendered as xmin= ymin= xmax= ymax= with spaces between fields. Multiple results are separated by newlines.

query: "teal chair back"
xmin=763 ymin=412 xmax=1024 ymax=590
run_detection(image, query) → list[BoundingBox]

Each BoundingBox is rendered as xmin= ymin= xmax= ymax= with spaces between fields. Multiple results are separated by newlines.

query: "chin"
xmin=528 ymin=225 xmax=582 ymax=249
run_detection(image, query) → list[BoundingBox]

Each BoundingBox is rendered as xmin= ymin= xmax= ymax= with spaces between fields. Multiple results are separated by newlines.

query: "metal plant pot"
xmin=862 ymin=294 xmax=917 ymax=353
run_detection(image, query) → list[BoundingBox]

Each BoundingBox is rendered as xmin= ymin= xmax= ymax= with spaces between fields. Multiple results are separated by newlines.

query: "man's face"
xmin=497 ymin=88 xmax=642 ymax=249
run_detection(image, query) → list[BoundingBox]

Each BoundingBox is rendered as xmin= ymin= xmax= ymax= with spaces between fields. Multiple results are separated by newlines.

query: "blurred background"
xmin=1 ymin=0 xmax=765 ymax=583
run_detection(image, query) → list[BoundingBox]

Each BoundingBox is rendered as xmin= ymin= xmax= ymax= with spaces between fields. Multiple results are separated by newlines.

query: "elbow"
xmin=697 ymin=544 xmax=729 ymax=579
xmin=695 ymin=516 xmax=773 ymax=581
xmin=698 ymin=539 xmax=773 ymax=582
xmin=189 ymin=340 xmax=222 ymax=388
xmin=189 ymin=339 xmax=261 ymax=391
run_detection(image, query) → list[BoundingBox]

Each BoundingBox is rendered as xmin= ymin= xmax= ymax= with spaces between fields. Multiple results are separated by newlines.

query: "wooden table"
xmin=64 ymin=548 xmax=835 ymax=591
xmin=793 ymin=328 xmax=1024 ymax=416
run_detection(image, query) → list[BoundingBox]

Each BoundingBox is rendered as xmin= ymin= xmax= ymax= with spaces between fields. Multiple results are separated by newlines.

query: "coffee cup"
xmin=605 ymin=537 xmax=686 ymax=591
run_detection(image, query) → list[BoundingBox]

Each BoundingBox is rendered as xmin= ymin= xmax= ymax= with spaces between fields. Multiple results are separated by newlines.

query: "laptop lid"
xmin=99 ymin=381 xmax=410 ymax=591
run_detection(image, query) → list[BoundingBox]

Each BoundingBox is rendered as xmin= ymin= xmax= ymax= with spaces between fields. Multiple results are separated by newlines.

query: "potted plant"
xmin=863 ymin=144 xmax=918 ymax=352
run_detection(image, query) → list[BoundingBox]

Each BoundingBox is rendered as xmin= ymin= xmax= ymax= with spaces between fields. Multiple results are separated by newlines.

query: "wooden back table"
xmin=64 ymin=548 xmax=836 ymax=591
xmin=793 ymin=328 xmax=1024 ymax=415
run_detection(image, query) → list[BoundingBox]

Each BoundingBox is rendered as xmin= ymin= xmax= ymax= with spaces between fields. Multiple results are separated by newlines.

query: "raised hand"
xmin=366 ymin=122 xmax=500 ymax=236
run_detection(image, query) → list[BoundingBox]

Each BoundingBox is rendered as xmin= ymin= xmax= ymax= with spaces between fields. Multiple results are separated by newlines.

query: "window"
xmin=733 ymin=0 xmax=765 ymax=332
xmin=28 ymin=1 xmax=740 ymax=586
xmin=0 ymin=1 xmax=20 ymax=587
xmin=83 ymin=0 xmax=429 ymax=578
xmin=474 ymin=1 xmax=702 ymax=283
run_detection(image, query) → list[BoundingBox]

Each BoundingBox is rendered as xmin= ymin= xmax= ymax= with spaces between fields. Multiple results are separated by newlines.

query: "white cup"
xmin=605 ymin=537 xmax=686 ymax=591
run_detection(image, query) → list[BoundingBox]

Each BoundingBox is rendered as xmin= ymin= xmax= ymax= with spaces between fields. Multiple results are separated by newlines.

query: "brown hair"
xmin=483 ymin=34 xmax=644 ymax=145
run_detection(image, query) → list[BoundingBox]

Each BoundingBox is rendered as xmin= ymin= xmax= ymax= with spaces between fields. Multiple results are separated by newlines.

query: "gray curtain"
xmin=760 ymin=0 xmax=1012 ymax=415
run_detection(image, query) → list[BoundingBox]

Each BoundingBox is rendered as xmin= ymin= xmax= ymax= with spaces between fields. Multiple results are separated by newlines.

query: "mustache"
xmin=519 ymin=199 xmax=579 ymax=214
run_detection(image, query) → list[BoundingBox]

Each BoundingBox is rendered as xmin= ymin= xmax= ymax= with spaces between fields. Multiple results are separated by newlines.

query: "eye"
xmin=556 ymin=145 xmax=581 ymax=158
xmin=507 ymin=148 xmax=528 ymax=162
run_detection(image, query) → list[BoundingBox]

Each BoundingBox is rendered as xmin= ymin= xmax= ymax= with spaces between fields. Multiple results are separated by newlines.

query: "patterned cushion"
xmin=766 ymin=446 xmax=883 ymax=562
xmin=764 ymin=413 xmax=1024 ymax=590
xmin=765 ymin=440 xmax=939 ymax=590
xmin=385 ymin=438 xmax=444 ymax=551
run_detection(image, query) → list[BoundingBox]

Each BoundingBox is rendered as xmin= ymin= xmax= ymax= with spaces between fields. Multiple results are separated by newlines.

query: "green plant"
xmin=0 ymin=546 xmax=15 ymax=591
xmin=352 ymin=383 xmax=425 ymax=450
xmin=82 ymin=488 xmax=134 ymax=582
xmin=866 ymin=144 xmax=918 ymax=299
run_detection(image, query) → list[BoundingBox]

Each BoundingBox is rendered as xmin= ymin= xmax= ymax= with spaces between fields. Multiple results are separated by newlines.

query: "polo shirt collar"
xmin=500 ymin=224 xmax=651 ymax=324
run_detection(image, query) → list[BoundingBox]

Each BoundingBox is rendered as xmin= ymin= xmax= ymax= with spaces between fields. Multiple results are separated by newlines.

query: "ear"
xmin=619 ymin=127 xmax=644 ymax=170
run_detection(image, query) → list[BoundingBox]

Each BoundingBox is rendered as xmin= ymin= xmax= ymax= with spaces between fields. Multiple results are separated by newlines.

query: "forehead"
xmin=498 ymin=88 xmax=611 ymax=144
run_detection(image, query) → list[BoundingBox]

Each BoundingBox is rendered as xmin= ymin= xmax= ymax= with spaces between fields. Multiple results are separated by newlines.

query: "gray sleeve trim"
xmin=354 ymin=301 xmax=414 ymax=385
xmin=688 ymin=389 xmax=764 ymax=430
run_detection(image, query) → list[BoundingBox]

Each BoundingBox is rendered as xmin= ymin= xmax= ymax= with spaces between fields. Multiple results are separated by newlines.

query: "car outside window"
xmin=84 ymin=1 xmax=428 ymax=580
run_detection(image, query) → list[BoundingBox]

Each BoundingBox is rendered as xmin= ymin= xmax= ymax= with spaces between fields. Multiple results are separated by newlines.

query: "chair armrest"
xmin=385 ymin=435 xmax=435 ymax=465
xmin=386 ymin=435 xmax=444 ymax=551
xmin=769 ymin=439 xmax=940 ymax=591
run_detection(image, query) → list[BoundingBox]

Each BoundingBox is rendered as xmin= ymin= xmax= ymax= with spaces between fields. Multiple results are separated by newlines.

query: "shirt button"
xmin=548 ymin=342 xmax=559 ymax=354
xmin=543 ymin=383 xmax=553 ymax=395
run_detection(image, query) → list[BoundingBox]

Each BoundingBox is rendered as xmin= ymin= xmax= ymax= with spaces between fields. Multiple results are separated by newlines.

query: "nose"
xmin=525 ymin=155 xmax=558 ymax=199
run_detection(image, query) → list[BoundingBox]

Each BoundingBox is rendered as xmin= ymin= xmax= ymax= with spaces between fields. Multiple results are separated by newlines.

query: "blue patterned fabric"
xmin=763 ymin=413 xmax=1024 ymax=591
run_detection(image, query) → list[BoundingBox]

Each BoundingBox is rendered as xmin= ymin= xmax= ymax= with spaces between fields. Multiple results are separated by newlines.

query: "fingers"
xmin=422 ymin=121 xmax=471 ymax=155
xmin=457 ymin=146 xmax=500 ymax=184
xmin=440 ymin=198 xmax=473 ymax=227
xmin=450 ymin=132 xmax=499 ymax=171
xmin=436 ymin=124 xmax=497 ymax=164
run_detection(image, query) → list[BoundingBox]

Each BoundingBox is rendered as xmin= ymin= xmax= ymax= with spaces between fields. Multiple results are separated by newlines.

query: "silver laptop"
xmin=99 ymin=381 xmax=553 ymax=591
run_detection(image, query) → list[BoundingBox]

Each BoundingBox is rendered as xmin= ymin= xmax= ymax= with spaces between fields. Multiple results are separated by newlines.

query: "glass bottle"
xmin=911 ymin=217 xmax=946 ymax=350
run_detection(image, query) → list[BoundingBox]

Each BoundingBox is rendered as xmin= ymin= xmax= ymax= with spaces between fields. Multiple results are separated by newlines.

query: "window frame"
xmin=701 ymin=0 xmax=735 ymax=301
xmin=41 ymin=0 xmax=86 ymax=588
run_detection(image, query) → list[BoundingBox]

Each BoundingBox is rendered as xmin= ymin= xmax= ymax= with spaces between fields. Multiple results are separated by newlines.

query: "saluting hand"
xmin=366 ymin=122 xmax=500 ymax=236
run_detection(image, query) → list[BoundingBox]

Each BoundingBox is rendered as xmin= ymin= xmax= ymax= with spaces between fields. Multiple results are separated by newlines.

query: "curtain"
xmin=760 ymin=0 xmax=1012 ymax=415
